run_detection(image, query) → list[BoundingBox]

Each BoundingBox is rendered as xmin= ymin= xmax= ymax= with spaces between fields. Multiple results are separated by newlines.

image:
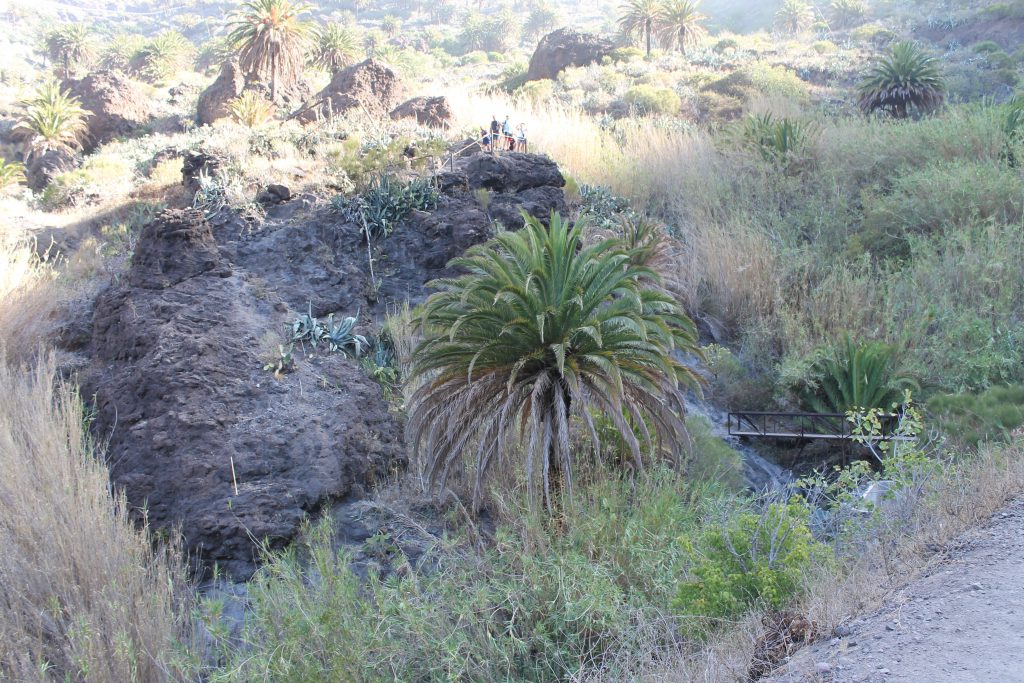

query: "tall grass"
xmin=0 ymin=231 xmax=64 ymax=362
xmin=0 ymin=356 xmax=191 ymax=682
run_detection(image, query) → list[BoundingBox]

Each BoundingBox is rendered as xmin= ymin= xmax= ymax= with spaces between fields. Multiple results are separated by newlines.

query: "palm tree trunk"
xmin=645 ymin=20 xmax=652 ymax=56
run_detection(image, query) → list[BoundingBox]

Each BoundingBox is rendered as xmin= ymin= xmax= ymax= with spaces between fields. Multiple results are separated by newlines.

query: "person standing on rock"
xmin=502 ymin=115 xmax=514 ymax=150
xmin=516 ymin=123 xmax=528 ymax=152
xmin=490 ymin=115 xmax=500 ymax=150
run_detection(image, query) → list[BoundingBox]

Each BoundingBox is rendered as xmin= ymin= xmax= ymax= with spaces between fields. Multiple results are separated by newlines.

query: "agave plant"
xmin=44 ymin=23 xmax=95 ymax=79
xmin=310 ymin=22 xmax=360 ymax=72
xmin=857 ymin=41 xmax=945 ymax=119
xmin=227 ymin=0 xmax=313 ymax=102
xmin=800 ymin=334 xmax=919 ymax=414
xmin=657 ymin=0 xmax=707 ymax=56
xmin=742 ymin=113 xmax=819 ymax=165
xmin=409 ymin=212 xmax=700 ymax=512
xmin=14 ymin=81 xmax=90 ymax=161
xmin=228 ymin=90 xmax=276 ymax=128
xmin=1001 ymin=97 xmax=1024 ymax=166
xmin=290 ymin=303 xmax=328 ymax=349
xmin=774 ymin=0 xmax=814 ymax=34
xmin=618 ymin=0 xmax=664 ymax=57
xmin=326 ymin=311 xmax=368 ymax=357
xmin=0 ymin=159 xmax=26 ymax=190
xmin=829 ymin=0 xmax=868 ymax=29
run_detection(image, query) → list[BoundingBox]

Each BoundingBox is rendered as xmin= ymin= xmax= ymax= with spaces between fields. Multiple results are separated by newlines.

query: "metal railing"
xmin=727 ymin=411 xmax=913 ymax=442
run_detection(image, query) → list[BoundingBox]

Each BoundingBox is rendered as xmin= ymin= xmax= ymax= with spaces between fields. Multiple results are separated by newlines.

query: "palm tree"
xmin=619 ymin=0 xmax=664 ymax=57
xmin=774 ymin=0 xmax=814 ymax=34
xmin=226 ymin=0 xmax=312 ymax=103
xmin=656 ymin=0 xmax=707 ymax=56
xmin=800 ymin=334 xmax=918 ymax=413
xmin=381 ymin=15 xmax=401 ymax=39
xmin=228 ymin=90 xmax=276 ymax=128
xmin=408 ymin=213 xmax=700 ymax=512
xmin=14 ymin=81 xmax=90 ymax=161
xmin=829 ymin=0 xmax=868 ymax=29
xmin=136 ymin=30 xmax=193 ymax=83
xmin=44 ymin=23 xmax=95 ymax=80
xmin=0 ymin=159 xmax=25 ymax=190
xmin=857 ymin=41 xmax=945 ymax=119
xmin=310 ymin=23 xmax=360 ymax=72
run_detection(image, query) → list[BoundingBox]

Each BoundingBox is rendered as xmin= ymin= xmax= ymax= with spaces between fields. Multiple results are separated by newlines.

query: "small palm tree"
xmin=656 ymin=0 xmax=707 ymax=56
xmin=858 ymin=41 xmax=945 ymax=118
xmin=44 ymin=23 xmax=95 ymax=79
xmin=409 ymin=213 xmax=700 ymax=512
xmin=14 ymin=81 xmax=90 ymax=161
xmin=829 ymin=0 xmax=868 ymax=29
xmin=0 ymin=159 xmax=26 ymax=190
xmin=136 ymin=30 xmax=193 ymax=82
xmin=381 ymin=15 xmax=401 ymax=39
xmin=310 ymin=22 xmax=360 ymax=72
xmin=619 ymin=0 xmax=664 ymax=57
xmin=228 ymin=90 xmax=275 ymax=128
xmin=800 ymin=334 xmax=918 ymax=413
xmin=774 ymin=0 xmax=814 ymax=34
xmin=227 ymin=0 xmax=312 ymax=102
xmin=523 ymin=4 xmax=560 ymax=42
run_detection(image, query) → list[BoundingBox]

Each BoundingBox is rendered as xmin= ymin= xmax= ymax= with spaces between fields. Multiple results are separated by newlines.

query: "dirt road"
xmin=766 ymin=497 xmax=1024 ymax=683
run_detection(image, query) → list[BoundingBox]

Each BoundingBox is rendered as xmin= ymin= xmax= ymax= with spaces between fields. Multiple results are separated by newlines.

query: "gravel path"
xmin=765 ymin=497 xmax=1024 ymax=683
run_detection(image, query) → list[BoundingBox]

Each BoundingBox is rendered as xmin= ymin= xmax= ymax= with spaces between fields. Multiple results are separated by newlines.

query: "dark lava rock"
xmin=25 ymin=149 xmax=79 ymax=191
xmin=181 ymin=150 xmax=221 ymax=193
xmin=83 ymin=208 xmax=405 ymax=579
xmin=462 ymin=152 xmax=566 ymax=193
xmin=296 ymin=59 xmax=403 ymax=123
xmin=390 ymin=95 xmax=454 ymax=128
xmin=196 ymin=60 xmax=246 ymax=125
xmin=526 ymin=28 xmax=615 ymax=81
xmin=63 ymin=70 xmax=153 ymax=149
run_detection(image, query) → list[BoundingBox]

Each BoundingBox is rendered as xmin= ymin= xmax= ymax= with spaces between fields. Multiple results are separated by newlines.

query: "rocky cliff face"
xmin=526 ymin=28 xmax=616 ymax=81
xmin=78 ymin=152 xmax=568 ymax=579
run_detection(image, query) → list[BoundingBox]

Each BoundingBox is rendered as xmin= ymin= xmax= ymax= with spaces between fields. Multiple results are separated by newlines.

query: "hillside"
xmin=2 ymin=0 xmax=1024 ymax=681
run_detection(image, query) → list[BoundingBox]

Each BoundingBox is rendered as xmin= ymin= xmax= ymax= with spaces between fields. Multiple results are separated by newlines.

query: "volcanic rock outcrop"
xmin=526 ymin=28 xmax=616 ymax=81
xmin=389 ymin=95 xmax=454 ymax=128
xmin=63 ymin=69 xmax=154 ymax=148
xmin=296 ymin=59 xmax=403 ymax=123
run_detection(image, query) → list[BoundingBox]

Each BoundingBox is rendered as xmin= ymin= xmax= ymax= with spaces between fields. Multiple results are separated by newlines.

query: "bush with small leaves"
xmin=228 ymin=91 xmax=275 ymax=129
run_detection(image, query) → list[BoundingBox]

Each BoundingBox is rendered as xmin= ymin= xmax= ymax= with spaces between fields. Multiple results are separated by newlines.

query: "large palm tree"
xmin=44 ymin=24 xmax=95 ymax=80
xmin=829 ymin=0 xmax=868 ymax=29
xmin=408 ymin=213 xmax=700 ymax=512
xmin=619 ymin=0 xmax=664 ymax=57
xmin=310 ymin=22 xmax=360 ymax=72
xmin=657 ymin=0 xmax=707 ymax=56
xmin=226 ymin=0 xmax=312 ymax=103
xmin=858 ymin=41 xmax=945 ymax=119
xmin=14 ymin=81 xmax=90 ymax=161
xmin=774 ymin=0 xmax=814 ymax=34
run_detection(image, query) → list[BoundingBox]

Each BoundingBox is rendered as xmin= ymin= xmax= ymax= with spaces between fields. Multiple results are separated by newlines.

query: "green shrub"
xmin=673 ymin=500 xmax=826 ymax=632
xmin=623 ymin=85 xmax=682 ymax=115
xmin=742 ymin=113 xmax=819 ymax=166
xmin=685 ymin=415 xmax=747 ymax=492
xmin=928 ymin=384 xmax=1024 ymax=447
xmin=798 ymin=334 xmax=917 ymax=413
xmin=333 ymin=174 xmax=439 ymax=240
xmin=972 ymin=40 xmax=1003 ymax=55
xmin=461 ymin=50 xmax=488 ymax=64
xmin=713 ymin=38 xmax=739 ymax=54
xmin=812 ymin=40 xmax=837 ymax=54
xmin=611 ymin=46 xmax=645 ymax=62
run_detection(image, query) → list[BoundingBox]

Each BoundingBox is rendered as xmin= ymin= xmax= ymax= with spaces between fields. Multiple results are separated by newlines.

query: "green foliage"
xmin=774 ymin=0 xmax=814 ymax=34
xmin=14 ymin=81 xmax=90 ymax=161
xmin=263 ymin=344 xmax=296 ymax=378
xmin=799 ymin=334 xmax=917 ymax=413
xmin=673 ymin=500 xmax=826 ymax=631
xmin=829 ymin=0 xmax=867 ymax=29
xmin=657 ymin=0 xmax=708 ymax=55
xmin=858 ymin=41 xmax=946 ymax=119
xmin=290 ymin=303 xmax=329 ymax=350
xmin=928 ymin=385 xmax=1024 ymax=447
xmin=360 ymin=338 xmax=400 ymax=399
xmin=134 ymin=30 xmax=192 ymax=82
xmin=623 ymin=84 xmax=682 ymax=115
xmin=43 ymin=23 xmax=95 ymax=79
xmin=409 ymin=213 xmax=700 ymax=511
xmin=524 ymin=4 xmax=560 ymax=42
xmin=228 ymin=91 xmax=276 ymax=128
xmin=618 ymin=0 xmax=663 ymax=56
xmin=310 ymin=22 xmax=360 ymax=72
xmin=0 ymin=159 xmax=25 ymax=189
xmin=288 ymin=303 xmax=366 ymax=357
xmin=685 ymin=415 xmax=747 ymax=491
xmin=742 ymin=113 xmax=818 ymax=167
xmin=227 ymin=0 xmax=313 ymax=101
xmin=334 ymin=174 xmax=439 ymax=241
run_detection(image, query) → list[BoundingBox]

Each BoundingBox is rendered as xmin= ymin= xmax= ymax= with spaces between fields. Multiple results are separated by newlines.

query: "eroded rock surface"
xmin=296 ymin=59 xmax=403 ymax=123
xmin=64 ymin=69 xmax=153 ymax=148
xmin=527 ymin=28 xmax=615 ymax=81
xmin=390 ymin=95 xmax=454 ymax=128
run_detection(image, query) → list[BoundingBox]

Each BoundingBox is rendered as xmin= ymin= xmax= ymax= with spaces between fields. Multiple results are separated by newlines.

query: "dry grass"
xmin=0 ymin=355 xmax=191 ymax=682
xmin=0 ymin=230 xmax=67 ymax=363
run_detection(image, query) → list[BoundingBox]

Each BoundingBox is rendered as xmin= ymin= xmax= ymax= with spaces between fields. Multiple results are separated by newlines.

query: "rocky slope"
xmin=74 ymin=151 xmax=568 ymax=579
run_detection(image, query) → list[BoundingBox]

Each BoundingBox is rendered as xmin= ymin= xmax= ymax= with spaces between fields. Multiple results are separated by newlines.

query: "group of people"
xmin=480 ymin=114 xmax=527 ymax=153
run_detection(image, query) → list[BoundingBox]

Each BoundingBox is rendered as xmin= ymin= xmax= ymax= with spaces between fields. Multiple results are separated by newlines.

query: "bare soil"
xmin=765 ymin=497 xmax=1024 ymax=682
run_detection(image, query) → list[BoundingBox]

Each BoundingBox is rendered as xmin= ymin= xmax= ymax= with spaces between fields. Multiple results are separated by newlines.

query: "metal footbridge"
xmin=727 ymin=411 xmax=914 ymax=442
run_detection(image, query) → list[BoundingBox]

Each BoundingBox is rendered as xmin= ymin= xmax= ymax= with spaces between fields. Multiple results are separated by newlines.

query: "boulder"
xmin=25 ymin=149 xmax=79 ymax=191
xmin=63 ymin=70 xmax=153 ymax=148
xmin=389 ymin=95 xmax=454 ymax=128
xmin=181 ymin=150 xmax=222 ymax=193
xmin=296 ymin=59 xmax=403 ymax=123
xmin=196 ymin=60 xmax=245 ymax=125
xmin=84 ymin=208 xmax=405 ymax=579
xmin=461 ymin=152 xmax=566 ymax=194
xmin=526 ymin=28 xmax=615 ymax=81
